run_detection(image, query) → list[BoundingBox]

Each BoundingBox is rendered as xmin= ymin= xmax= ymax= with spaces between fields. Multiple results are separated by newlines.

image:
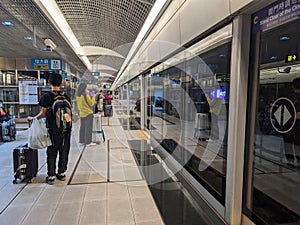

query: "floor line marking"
xmin=137 ymin=130 xmax=147 ymax=140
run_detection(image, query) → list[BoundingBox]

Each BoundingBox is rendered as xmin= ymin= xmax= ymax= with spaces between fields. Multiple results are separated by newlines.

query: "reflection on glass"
xmin=145 ymin=41 xmax=232 ymax=203
xmin=246 ymin=18 xmax=300 ymax=224
xmin=127 ymin=78 xmax=142 ymax=130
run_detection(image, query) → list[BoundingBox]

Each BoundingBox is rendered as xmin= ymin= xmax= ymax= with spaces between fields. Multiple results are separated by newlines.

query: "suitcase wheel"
xmin=26 ymin=178 xmax=32 ymax=183
xmin=13 ymin=178 xmax=24 ymax=184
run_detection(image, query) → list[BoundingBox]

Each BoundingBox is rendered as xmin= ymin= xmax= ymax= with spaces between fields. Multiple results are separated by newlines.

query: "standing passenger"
xmin=94 ymin=89 xmax=104 ymax=114
xmin=0 ymin=100 xmax=10 ymax=122
xmin=28 ymin=72 xmax=72 ymax=185
xmin=205 ymin=93 xmax=222 ymax=141
xmin=76 ymin=83 xmax=96 ymax=146
xmin=284 ymin=77 xmax=300 ymax=166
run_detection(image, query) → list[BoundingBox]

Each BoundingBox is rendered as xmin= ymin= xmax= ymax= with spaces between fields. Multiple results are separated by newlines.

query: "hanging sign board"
xmin=252 ymin=0 xmax=300 ymax=32
xmin=61 ymin=71 xmax=68 ymax=78
xmin=31 ymin=58 xmax=62 ymax=70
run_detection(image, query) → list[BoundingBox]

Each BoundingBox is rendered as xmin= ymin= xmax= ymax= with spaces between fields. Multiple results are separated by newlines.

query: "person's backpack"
xmin=49 ymin=92 xmax=72 ymax=132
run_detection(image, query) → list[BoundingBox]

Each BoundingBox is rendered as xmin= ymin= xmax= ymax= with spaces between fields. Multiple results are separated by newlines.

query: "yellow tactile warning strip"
xmin=137 ymin=130 xmax=147 ymax=140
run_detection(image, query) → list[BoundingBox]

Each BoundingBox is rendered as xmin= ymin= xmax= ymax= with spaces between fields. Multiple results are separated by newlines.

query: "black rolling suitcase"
xmin=13 ymin=144 xmax=38 ymax=184
xmin=104 ymin=105 xmax=113 ymax=117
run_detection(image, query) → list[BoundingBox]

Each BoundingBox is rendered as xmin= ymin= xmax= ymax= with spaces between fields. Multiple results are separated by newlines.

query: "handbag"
xmin=93 ymin=104 xmax=98 ymax=114
xmin=28 ymin=118 xmax=52 ymax=149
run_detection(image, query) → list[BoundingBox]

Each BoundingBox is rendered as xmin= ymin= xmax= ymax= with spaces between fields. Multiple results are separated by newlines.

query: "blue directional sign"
xmin=252 ymin=0 xmax=300 ymax=32
xmin=31 ymin=58 xmax=62 ymax=70
xmin=61 ymin=72 xmax=68 ymax=78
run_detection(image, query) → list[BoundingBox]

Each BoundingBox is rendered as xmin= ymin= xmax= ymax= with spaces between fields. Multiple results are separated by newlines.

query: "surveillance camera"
xmin=44 ymin=38 xmax=56 ymax=50
xmin=45 ymin=47 xmax=53 ymax=52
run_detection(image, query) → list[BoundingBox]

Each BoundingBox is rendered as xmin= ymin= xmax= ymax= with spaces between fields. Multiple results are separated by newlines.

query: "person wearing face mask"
xmin=0 ymin=100 xmax=16 ymax=142
xmin=0 ymin=100 xmax=10 ymax=122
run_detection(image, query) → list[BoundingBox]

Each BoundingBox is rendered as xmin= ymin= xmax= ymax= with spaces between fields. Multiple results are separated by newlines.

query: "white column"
xmin=126 ymin=83 xmax=130 ymax=116
xmin=141 ymin=75 xmax=145 ymax=130
xmin=15 ymin=69 xmax=18 ymax=85
xmin=120 ymin=87 xmax=124 ymax=101
xmin=37 ymin=70 xmax=40 ymax=85
xmin=225 ymin=15 xmax=251 ymax=225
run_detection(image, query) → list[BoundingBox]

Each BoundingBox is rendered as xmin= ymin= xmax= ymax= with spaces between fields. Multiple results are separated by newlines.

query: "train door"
xmin=244 ymin=2 xmax=300 ymax=224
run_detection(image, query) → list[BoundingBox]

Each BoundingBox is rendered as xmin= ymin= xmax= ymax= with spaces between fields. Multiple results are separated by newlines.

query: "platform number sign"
xmin=50 ymin=59 xmax=61 ymax=70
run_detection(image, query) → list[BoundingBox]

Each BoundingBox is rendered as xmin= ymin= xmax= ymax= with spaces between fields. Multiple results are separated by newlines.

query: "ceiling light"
xmin=37 ymin=0 xmax=80 ymax=47
xmin=280 ymin=36 xmax=290 ymax=41
xmin=24 ymin=36 xmax=33 ymax=40
xmin=219 ymin=54 xmax=225 ymax=57
xmin=2 ymin=21 xmax=14 ymax=27
xmin=113 ymin=0 xmax=168 ymax=88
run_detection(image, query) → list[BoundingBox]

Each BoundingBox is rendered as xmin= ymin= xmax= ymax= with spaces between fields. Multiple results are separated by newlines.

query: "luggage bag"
xmin=194 ymin=113 xmax=210 ymax=141
xmin=92 ymin=114 xmax=105 ymax=143
xmin=13 ymin=144 xmax=38 ymax=184
xmin=0 ymin=119 xmax=16 ymax=141
xmin=104 ymin=105 xmax=113 ymax=117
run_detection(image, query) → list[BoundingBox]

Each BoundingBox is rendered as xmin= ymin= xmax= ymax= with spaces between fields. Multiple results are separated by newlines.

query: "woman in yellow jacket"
xmin=76 ymin=83 xmax=96 ymax=146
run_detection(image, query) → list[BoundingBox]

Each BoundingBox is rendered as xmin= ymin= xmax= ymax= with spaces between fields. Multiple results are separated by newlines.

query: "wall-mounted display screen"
xmin=210 ymin=88 xmax=226 ymax=99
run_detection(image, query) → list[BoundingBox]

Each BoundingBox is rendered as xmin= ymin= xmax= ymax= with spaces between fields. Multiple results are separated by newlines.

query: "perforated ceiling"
xmin=0 ymin=0 xmax=156 ymax=78
xmin=57 ymin=0 xmax=155 ymax=50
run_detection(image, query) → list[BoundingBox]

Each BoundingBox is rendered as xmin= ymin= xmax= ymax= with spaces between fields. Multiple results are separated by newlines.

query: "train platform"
xmin=0 ymin=106 xmax=164 ymax=225
xmin=0 ymin=103 xmax=223 ymax=225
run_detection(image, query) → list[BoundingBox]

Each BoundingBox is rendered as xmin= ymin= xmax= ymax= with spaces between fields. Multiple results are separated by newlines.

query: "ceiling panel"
xmin=56 ymin=0 xmax=155 ymax=49
xmin=0 ymin=0 xmax=87 ymax=73
xmin=0 ymin=0 xmax=156 ymax=80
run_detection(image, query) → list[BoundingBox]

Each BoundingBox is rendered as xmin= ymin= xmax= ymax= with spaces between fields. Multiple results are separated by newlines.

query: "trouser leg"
xmin=79 ymin=117 xmax=86 ymax=143
xmin=58 ymin=132 xmax=71 ymax=174
xmin=47 ymin=146 xmax=57 ymax=176
xmin=85 ymin=114 xmax=93 ymax=144
xmin=210 ymin=113 xmax=219 ymax=140
xmin=284 ymin=133 xmax=295 ymax=164
xmin=47 ymin=133 xmax=62 ymax=176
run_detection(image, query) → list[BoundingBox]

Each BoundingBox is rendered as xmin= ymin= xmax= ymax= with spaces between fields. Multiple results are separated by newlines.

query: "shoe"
xmin=56 ymin=173 xmax=66 ymax=181
xmin=46 ymin=176 xmax=55 ymax=185
xmin=86 ymin=142 xmax=96 ymax=146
